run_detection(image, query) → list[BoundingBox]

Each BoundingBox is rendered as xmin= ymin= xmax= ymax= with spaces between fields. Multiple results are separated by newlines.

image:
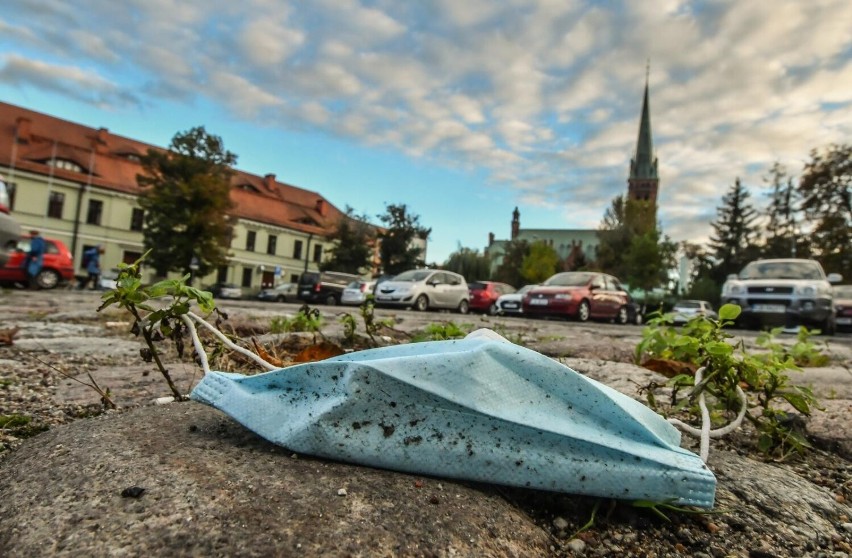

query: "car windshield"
xmin=518 ymin=285 xmax=536 ymax=294
xmin=468 ymin=282 xmax=487 ymax=290
xmin=392 ymin=270 xmax=432 ymax=282
xmin=834 ymin=286 xmax=852 ymax=298
xmin=544 ymin=272 xmax=594 ymax=287
xmin=675 ymin=301 xmax=701 ymax=309
xmin=739 ymin=261 xmax=823 ymax=280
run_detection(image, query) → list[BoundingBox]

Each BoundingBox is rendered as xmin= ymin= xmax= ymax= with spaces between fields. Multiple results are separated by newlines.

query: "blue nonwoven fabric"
xmin=190 ymin=329 xmax=716 ymax=507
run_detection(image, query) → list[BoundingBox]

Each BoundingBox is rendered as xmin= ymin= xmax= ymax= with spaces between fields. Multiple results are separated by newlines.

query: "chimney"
xmin=94 ymin=127 xmax=109 ymax=153
xmin=264 ymin=173 xmax=276 ymax=190
xmin=15 ymin=117 xmax=32 ymax=143
xmin=315 ymin=198 xmax=328 ymax=217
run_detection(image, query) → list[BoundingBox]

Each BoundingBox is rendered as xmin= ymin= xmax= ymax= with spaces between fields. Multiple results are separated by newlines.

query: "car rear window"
xmin=468 ymin=282 xmax=486 ymax=290
xmin=676 ymin=301 xmax=700 ymax=309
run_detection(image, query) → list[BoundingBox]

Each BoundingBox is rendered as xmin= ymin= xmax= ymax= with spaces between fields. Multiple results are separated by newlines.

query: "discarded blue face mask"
xmin=190 ymin=328 xmax=715 ymax=508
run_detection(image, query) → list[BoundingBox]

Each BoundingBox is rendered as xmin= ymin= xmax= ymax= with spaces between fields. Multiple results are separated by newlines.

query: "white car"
xmin=671 ymin=300 xmax=718 ymax=324
xmin=257 ymin=282 xmax=297 ymax=303
xmin=375 ymin=269 xmax=469 ymax=313
xmin=494 ymin=284 xmax=537 ymax=315
xmin=341 ymin=280 xmax=376 ymax=305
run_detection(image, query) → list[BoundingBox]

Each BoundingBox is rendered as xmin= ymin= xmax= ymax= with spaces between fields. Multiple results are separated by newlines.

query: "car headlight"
xmin=794 ymin=283 xmax=825 ymax=297
xmin=554 ymin=293 xmax=572 ymax=300
xmin=722 ymin=282 xmax=743 ymax=296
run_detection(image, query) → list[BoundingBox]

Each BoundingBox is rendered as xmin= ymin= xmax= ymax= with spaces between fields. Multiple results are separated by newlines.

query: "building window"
xmin=290 ymin=273 xmax=299 ymax=283
xmin=122 ymin=251 xmax=142 ymax=265
xmin=48 ymin=158 xmax=84 ymax=173
xmin=217 ymin=266 xmax=228 ymax=283
xmin=86 ymin=199 xmax=103 ymax=225
xmin=313 ymin=243 xmax=323 ymax=263
xmin=130 ymin=208 xmax=144 ymax=231
xmin=241 ymin=267 xmax=253 ymax=288
xmin=4 ymin=181 xmax=15 ymax=210
xmin=293 ymin=239 xmax=303 ymax=260
xmin=267 ymin=234 xmax=277 ymax=255
xmin=246 ymin=230 xmax=256 ymax=252
xmin=47 ymin=191 xmax=65 ymax=219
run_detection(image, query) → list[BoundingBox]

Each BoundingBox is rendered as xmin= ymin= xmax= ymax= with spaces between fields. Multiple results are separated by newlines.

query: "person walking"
xmin=25 ymin=230 xmax=46 ymax=289
xmin=82 ymin=245 xmax=104 ymax=290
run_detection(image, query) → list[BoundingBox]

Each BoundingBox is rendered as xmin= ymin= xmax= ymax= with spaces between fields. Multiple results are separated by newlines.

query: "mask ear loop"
xmin=666 ymin=366 xmax=748 ymax=462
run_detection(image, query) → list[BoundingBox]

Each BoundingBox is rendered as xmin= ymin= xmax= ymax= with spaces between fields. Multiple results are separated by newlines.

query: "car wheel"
xmin=820 ymin=317 xmax=836 ymax=336
xmin=615 ymin=305 xmax=628 ymax=325
xmin=36 ymin=269 xmax=60 ymax=290
xmin=325 ymin=294 xmax=338 ymax=306
xmin=276 ymin=295 xmax=286 ymax=302
xmin=457 ymin=299 xmax=470 ymax=315
xmin=576 ymin=300 xmax=590 ymax=322
xmin=414 ymin=294 xmax=429 ymax=312
xmin=488 ymin=303 xmax=499 ymax=316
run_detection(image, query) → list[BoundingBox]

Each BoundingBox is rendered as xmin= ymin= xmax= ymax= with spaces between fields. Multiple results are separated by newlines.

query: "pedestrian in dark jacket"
xmin=25 ymin=230 xmax=46 ymax=289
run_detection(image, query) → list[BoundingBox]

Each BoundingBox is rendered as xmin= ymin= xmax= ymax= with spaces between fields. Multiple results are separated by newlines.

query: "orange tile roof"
xmin=0 ymin=101 xmax=345 ymax=235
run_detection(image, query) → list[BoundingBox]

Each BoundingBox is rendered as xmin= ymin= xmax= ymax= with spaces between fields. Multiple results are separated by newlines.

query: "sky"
xmin=1 ymin=1 xmax=850 ymax=265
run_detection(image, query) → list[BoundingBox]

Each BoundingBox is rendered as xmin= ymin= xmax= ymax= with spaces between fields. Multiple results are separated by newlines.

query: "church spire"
xmin=628 ymin=62 xmax=659 ymax=202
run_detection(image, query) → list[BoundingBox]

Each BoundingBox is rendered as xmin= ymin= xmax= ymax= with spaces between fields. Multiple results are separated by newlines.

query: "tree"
xmin=798 ymin=144 xmax=852 ymax=275
xmin=521 ymin=241 xmax=559 ymax=284
xmin=595 ymin=195 xmax=656 ymax=278
xmin=624 ymin=230 xmax=677 ymax=297
xmin=707 ymin=178 xmax=760 ymax=283
xmin=492 ymin=240 xmax=529 ymax=287
xmin=762 ymin=162 xmax=809 ymax=259
xmin=321 ymin=207 xmax=376 ymax=275
xmin=377 ymin=204 xmax=431 ymax=276
xmin=444 ymin=247 xmax=491 ymax=281
xmin=137 ymin=127 xmax=236 ymax=280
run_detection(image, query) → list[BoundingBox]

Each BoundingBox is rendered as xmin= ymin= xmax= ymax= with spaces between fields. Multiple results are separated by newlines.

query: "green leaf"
xmin=705 ymin=342 xmax=733 ymax=356
xmin=779 ymin=391 xmax=811 ymax=414
xmin=718 ymin=304 xmax=741 ymax=321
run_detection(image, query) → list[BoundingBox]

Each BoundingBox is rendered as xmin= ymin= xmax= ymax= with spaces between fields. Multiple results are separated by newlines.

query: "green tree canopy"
xmin=137 ymin=127 xmax=236 ymax=280
xmin=595 ymin=195 xmax=657 ymax=278
xmin=321 ymin=207 xmax=376 ymax=275
xmin=707 ymin=178 xmax=760 ymax=282
xmin=521 ymin=241 xmax=559 ymax=284
xmin=798 ymin=144 xmax=851 ymax=275
xmin=492 ymin=240 xmax=529 ymax=287
xmin=761 ymin=162 xmax=810 ymax=259
xmin=377 ymin=204 xmax=431 ymax=276
xmin=443 ymin=247 xmax=491 ymax=281
xmin=624 ymin=230 xmax=677 ymax=295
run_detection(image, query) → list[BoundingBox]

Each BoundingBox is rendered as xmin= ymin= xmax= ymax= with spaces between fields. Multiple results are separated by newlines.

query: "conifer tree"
xmin=798 ymin=144 xmax=851 ymax=275
xmin=707 ymin=178 xmax=760 ymax=282
xmin=762 ymin=162 xmax=808 ymax=259
xmin=377 ymin=204 xmax=431 ymax=276
xmin=443 ymin=247 xmax=491 ymax=281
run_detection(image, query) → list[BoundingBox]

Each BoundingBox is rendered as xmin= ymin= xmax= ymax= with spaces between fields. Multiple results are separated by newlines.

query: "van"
xmin=298 ymin=270 xmax=361 ymax=306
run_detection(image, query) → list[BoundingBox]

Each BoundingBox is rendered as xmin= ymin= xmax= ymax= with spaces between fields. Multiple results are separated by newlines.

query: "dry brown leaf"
xmin=642 ymin=357 xmax=697 ymax=378
xmin=293 ymin=341 xmax=345 ymax=363
xmin=251 ymin=338 xmax=286 ymax=367
xmin=0 ymin=326 xmax=20 ymax=346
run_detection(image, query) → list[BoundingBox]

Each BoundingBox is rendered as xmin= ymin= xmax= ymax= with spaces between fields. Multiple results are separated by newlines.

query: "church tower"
xmin=627 ymin=67 xmax=659 ymax=203
xmin=511 ymin=207 xmax=520 ymax=240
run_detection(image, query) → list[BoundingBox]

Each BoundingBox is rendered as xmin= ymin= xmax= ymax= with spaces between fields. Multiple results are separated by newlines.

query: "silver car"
xmin=375 ymin=269 xmax=470 ymax=313
xmin=671 ymin=300 xmax=718 ymax=324
xmin=0 ymin=176 xmax=21 ymax=266
xmin=341 ymin=280 xmax=376 ymax=305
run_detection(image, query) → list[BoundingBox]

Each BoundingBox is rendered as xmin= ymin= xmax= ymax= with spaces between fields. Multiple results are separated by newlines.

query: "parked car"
xmin=0 ymin=175 xmax=21 ymax=267
xmin=341 ymin=280 xmax=377 ymax=306
xmin=522 ymin=272 xmax=631 ymax=323
xmin=832 ymin=285 xmax=852 ymax=331
xmin=257 ymin=282 xmax=297 ymax=303
xmin=207 ymin=282 xmax=243 ymax=299
xmin=671 ymin=300 xmax=718 ymax=324
xmin=298 ymin=270 xmax=361 ymax=306
xmin=494 ymin=284 xmax=537 ymax=315
xmin=0 ymin=234 xmax=75 ymax=289
xmin=374 ymin=269 xmax=469 ymax=313
xmin=721 ymin=258 xmax=841 ymax=334
xmin=468 ymin=281 xmax=516 ymax=314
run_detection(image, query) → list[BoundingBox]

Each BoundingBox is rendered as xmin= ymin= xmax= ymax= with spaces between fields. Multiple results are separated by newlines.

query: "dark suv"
xmin=297 ymin=271 xmax=361 ymax=306
xmin=721 ymin=258 xmax=842 ymax=334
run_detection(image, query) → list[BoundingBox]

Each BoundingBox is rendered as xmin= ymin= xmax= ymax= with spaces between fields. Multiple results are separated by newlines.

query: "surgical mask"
xmin=191 ymin=328 xmax=715 ymax=507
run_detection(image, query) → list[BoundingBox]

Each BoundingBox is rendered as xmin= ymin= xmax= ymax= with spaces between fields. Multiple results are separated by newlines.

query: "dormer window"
xmin=125 ymin=154 xmax=141 ymax=163
xmin=47 ymin=158 xmax=84 ymax=173
xmin=238 ymin=183 xmax=260 ymax=193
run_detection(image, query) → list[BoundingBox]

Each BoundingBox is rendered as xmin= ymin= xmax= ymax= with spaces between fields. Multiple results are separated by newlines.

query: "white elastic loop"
xmin=667 ymin=366 xmax=749 ymax=462
xmin=186 ymin=311 xmax=278 ymax=371
xmin=181 ymin=314 xmax=211 ymax=376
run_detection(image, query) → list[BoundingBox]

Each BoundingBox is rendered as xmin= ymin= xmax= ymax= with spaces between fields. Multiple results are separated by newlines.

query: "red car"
xmin=468 ymin=281 xmax=516 ymax=314
xmin=0 ymin=235 xmax=75 ymax=289
xmin=523 ymin=272 xmax=632 ymax=324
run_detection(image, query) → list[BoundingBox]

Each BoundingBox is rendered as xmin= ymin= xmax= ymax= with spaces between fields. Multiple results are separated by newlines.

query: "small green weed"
xmin=412 ymin=321 xmax=471 ymax=342
xmin=339 ymin=295 xmax=394 ymax=346
xmin=636 ymin=304 xmax=820 ymax=459
xmin=756 ymin=326 xmax=830 ymax=367
xmin=270 ymin=305 xmax=324 ymax=334
xmin=0 ymin=414 xmax=31 ymax=428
